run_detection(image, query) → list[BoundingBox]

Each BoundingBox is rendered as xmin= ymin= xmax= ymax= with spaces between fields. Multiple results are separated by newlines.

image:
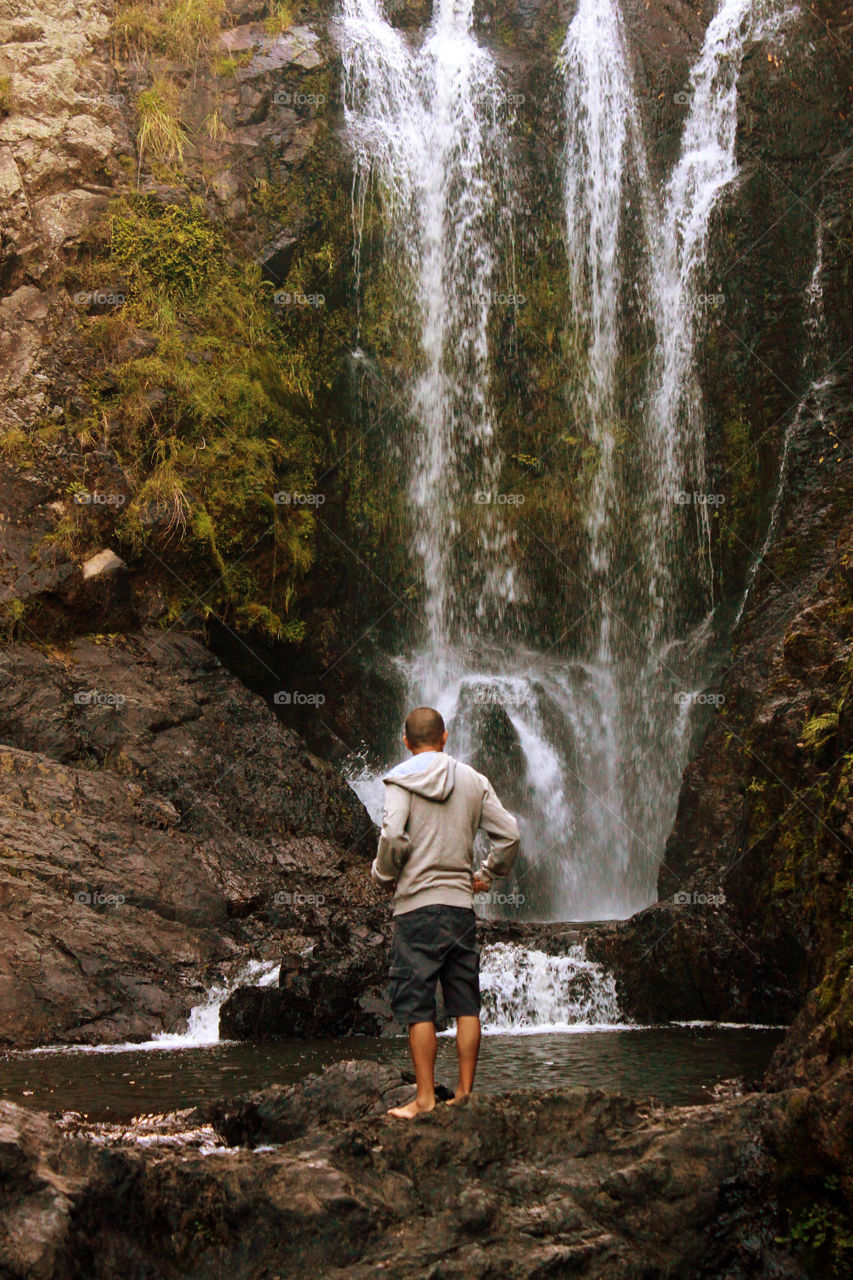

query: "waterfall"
xmin=479 ymin=942 xmax=626 ymax=1032
xmin=735 ymin=217 xmax=833 ymax=624
xmin=644 ymin=0 xmax=798 ymax=625
xmin=339 ymin=0 xmax=794 ymax=923
xmin=560 ymin=0 xmax=647 ymax=580
xmin=27 ymin=961 xmax=282 ymax=1054
xmin=340 ymin=0 xmax=514 ymax=689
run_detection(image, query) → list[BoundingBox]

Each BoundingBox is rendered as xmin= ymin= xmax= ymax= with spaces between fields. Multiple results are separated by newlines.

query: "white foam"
xmin=478 ymin=942 xmax=632 ymax=1033
xmin=25 ymin=959 xmax=281 ymax=1055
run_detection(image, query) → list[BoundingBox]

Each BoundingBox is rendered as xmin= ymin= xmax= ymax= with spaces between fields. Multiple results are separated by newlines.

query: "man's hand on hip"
xmin=472 ymin=876 xmax=490 ymax=894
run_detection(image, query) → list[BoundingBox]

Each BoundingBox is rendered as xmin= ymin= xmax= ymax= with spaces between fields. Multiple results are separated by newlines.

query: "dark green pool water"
xmin=0 ymin=1025 xmax=784 ymax=1123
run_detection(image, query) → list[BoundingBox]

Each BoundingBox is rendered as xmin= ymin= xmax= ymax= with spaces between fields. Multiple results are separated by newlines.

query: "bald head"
xmin=404 ymin=706 xmax=447 ymax=752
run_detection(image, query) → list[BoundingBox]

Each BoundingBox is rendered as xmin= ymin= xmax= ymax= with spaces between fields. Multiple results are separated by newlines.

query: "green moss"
xmin=0 ymin=74 xmax=13 ymax=117
xmin=1 ymin=598 xmax=27 ymax=641
xmin=777 ymin=1178 xmax=853 ymax=1278
xmin=210 ymin=51 xmax=253 ymax=77
xmin=62 ymin=195 xmax=321 ymax=643
xmin=801 ymin=711 xmax=839 ymax=752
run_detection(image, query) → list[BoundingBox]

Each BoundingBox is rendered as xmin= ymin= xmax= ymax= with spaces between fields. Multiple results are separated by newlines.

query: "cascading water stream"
xmin=340 ymin=0 xmax=514 ymax=691
xmin=734 ymin=217 xmax=834 ymax=625
xmin=479 ymin=943 xmax=625 ymax=1033
xmin=339 ymin=0 xmax=795 ymax=924
xmin=644 ymin=0 xmax=798 ymax=625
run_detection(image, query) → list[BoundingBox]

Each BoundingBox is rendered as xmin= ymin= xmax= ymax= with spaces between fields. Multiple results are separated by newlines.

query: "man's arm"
xmin=370 ymin=783 xmax=412 ymax=888
xmin=474 ymin=782 xmax=520 ymax=884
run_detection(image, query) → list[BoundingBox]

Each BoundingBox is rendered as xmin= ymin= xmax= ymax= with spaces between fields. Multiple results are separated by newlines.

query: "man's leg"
xmin=388 ymin=1020 xmax=437 ymax=1118
xmin=453 ymin=1015 xmax=481 ymax=1099
xmin=438 ymin=907 xmax=482 ymax=1103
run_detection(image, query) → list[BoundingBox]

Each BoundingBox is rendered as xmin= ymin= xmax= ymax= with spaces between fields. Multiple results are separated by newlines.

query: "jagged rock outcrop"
xmin=0 ymin=1061 xmax=813 ymax=1280
xmin=0 ymin=630 xmax=377 ymax=1048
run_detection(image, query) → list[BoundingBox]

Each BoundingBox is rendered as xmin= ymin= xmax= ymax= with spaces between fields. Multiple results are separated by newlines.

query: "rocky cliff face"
xmin=0 ymin=1061 xmax=815 ymax=1280
xmin=0 ymin=630 xmax=379 ymax=1047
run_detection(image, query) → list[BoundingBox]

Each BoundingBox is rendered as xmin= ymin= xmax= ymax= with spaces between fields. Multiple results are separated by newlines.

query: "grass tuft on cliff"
xmin=135 ymin=77 xmax=189 ymax=165
xmin=59 ymin=196 xmax=322 ymax=644
xmin=114 ymin=0 xmax=225 ymax=60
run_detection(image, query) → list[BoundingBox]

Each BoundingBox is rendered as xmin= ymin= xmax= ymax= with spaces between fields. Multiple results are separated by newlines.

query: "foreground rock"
xmin=0 ymin=632 xmax=379 ymax=1048
xmin=0 ymin=1060 xmax=814 ymax=1280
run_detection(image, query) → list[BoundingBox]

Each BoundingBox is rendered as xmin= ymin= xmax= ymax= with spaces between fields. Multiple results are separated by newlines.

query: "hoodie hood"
xmin=383 ymin=751 xmax=456 ymax=801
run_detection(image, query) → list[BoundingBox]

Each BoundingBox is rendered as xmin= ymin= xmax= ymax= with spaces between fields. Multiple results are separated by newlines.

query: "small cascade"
xmin=149 ymin=960 xmax=282 ymax=1049
xmin=27 ymin=960 xmax=282 ymax=1054
xmin=479 ymin=942 xmax=626 ymax=1032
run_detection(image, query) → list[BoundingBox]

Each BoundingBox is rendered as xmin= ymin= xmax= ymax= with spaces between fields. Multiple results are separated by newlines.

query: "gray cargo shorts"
xmin=389 ymin=903 xmax=480 ymax=1025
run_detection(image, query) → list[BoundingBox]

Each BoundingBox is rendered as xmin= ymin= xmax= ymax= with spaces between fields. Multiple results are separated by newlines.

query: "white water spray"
xmin=479 ymin=942 xmax=626 ymax=1032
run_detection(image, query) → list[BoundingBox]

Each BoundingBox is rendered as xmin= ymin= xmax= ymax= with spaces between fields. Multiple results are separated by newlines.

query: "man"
xmin=371 ymin=706 xmax=520 ymax=1118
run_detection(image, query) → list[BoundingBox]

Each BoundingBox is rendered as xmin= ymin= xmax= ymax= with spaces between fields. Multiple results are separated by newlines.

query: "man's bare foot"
xmin=387 ymin=1096 xmax=435 ymax=1119
xmin=446 ymin=1089 xmax=472 ymax=1105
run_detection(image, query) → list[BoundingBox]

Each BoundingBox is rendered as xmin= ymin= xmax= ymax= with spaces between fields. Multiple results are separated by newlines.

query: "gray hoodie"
xmin=370 ymin=751 xmax=521 ymax=916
